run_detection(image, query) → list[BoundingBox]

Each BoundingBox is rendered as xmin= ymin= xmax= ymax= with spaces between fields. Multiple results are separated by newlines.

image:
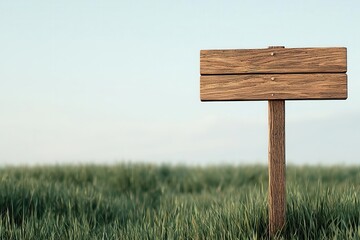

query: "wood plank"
xmin=200 ymin=73 xmax=347 ymax=101
xmin=268 ymin=100 xmax=286 ymax=236
xmin=200 ymin=47 xmax=347 ymax=75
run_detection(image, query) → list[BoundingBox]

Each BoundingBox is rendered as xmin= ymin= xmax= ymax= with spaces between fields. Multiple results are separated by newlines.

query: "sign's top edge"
xmin=200 ymin=47 xmax=347 ymax=52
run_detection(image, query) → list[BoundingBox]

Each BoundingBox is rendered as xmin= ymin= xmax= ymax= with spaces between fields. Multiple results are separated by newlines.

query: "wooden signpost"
xmin=199 ymin=46 xmax=347 ymax=236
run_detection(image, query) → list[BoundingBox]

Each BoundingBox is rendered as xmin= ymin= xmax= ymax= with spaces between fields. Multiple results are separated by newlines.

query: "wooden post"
xmin=268 ymin=100 xmax=286 ymax=236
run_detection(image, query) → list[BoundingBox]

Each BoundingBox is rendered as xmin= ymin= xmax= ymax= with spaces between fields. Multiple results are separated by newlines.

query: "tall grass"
xmin=0 ymin=164 xmax=360 ymax=239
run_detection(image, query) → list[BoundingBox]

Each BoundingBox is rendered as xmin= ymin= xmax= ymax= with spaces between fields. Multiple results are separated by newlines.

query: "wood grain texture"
xmin=200 ymin=47 xmax=347 ymax=75
xmin=200 ymin=73 xmax=347 ymax=101
xmin=268 ymin=100 xmax=286 ymax=236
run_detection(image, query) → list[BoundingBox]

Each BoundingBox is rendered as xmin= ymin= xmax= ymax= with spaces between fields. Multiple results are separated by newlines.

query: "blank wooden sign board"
xmin=200 ymin=46 xmax=347 ymax=236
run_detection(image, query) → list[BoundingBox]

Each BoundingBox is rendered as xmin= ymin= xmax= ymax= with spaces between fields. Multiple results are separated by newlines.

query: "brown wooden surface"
xmin=200 ymin=73 xmax=347 ymax=101
xmin=268 ymin=100 xmax=286 ymax=236
xmin=200 ymin=47 xmax=347 ymax=75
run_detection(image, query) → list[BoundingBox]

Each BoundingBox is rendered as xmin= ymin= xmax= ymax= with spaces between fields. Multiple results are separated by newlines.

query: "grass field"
xmin=1 ymin=164 xmax=360 ymax=239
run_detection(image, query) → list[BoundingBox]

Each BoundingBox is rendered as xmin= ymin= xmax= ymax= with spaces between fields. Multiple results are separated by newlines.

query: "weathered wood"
xmin=199 ymin=45 xmax=348 ymax=238
xmin=200 ymin=73 xmax=347 ymax=101
xmin=200 ymin=47 xmax=347 ymax=75
xmin=268 ymin=100 xmax=286 ymax=236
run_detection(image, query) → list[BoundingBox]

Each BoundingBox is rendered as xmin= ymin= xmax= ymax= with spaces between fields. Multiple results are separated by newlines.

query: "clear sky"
xmin=1 ymin=0 xmax=359 ymax=166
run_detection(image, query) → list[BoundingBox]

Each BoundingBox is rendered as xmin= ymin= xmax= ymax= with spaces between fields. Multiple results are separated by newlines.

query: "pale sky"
xmin=1 ymin=0 xmax=359 ymax=166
